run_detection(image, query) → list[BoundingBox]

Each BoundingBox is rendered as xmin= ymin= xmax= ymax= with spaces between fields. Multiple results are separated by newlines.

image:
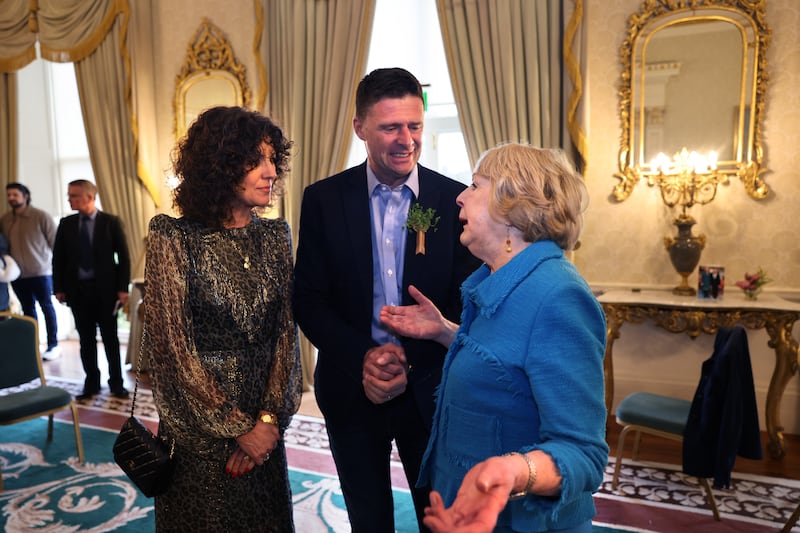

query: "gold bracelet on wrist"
xmin=504 ymin=451 xmax=536 ymax=499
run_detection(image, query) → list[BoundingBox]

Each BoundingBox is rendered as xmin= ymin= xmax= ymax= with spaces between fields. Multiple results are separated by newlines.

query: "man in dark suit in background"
xmin=293 ymin=68 xmax=479 ymax=532
xmin=53 ymin=179 xmax=131 ymax=400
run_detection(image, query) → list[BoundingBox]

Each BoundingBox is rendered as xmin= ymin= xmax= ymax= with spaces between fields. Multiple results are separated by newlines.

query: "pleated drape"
xmin=436 ymin=0 xmax=587 ymax=171
xmin=260 ymin=0 xmax=375 ymax=390
xmin=74 ymin=18 xmax=154 ymax=269
xmin=0 ymin=73 xmax=17 ymax=190
xmin=0 ymin=0 xmax=156 ymax=266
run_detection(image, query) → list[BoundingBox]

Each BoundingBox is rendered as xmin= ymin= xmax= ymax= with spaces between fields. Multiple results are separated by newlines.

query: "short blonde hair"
xmin=473 ymin=143 xmax=587 ymax=250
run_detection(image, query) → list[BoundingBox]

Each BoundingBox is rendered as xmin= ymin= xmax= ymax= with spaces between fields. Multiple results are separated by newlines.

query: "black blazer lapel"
xmin=340 ymin=165 xmax=374 ymax=304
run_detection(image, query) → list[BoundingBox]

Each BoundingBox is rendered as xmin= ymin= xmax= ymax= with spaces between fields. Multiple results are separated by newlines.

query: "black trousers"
xmin=323 ymin=391 xmax=433 ymax=533
xmin=70 ymin=280 xmax=124 ymax=391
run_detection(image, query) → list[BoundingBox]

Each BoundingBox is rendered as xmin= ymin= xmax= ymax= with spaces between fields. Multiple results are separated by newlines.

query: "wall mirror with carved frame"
xmin=613 ymin=0 xmax=770 ymax=202
xmin=174 ymin=18 xmax=252 ymax=139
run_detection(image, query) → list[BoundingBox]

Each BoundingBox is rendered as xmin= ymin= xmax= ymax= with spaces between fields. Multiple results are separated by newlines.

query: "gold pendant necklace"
xmin=231 ymin=239 xmax=251 ymax=270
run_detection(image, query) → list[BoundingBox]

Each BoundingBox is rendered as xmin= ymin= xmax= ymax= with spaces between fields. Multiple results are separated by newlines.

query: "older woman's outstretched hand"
xmin=380 ymin=285 xmax=458 ymax=347
xmin=423 ymin=485 xmax=509 ymax=533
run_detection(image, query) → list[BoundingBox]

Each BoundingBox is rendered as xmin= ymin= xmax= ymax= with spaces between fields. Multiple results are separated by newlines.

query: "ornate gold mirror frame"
xmin=613 ymin=0 xmax=770 ymax=202
xmin=174 ymin=18 xmax=252 ymax=139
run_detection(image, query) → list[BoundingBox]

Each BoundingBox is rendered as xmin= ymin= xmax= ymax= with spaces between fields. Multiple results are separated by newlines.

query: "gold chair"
xmin=0 ymin=311 xmax=85 ymax=490
xmin=611 ymin=391 xmax=720 ymax=520
xmin=611 ymin=326 xmax=761 ymax=522
xmin=782 ymin=501 xmax=800 ymax=532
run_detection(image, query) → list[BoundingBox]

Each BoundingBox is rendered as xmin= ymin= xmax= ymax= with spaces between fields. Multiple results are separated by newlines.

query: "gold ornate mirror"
xmin=174 ymin=18 xmax=252 ymax=139
xmin=613 ymin=0 xmax=770 ymax=202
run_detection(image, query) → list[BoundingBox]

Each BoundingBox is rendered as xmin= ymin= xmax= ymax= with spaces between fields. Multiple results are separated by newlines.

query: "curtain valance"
xmin=0 ymin=0 xmax=124 ymax=72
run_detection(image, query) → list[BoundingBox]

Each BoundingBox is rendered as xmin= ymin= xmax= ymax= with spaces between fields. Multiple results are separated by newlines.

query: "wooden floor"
xmin=47 ymin=339 xmax=799 ymax=479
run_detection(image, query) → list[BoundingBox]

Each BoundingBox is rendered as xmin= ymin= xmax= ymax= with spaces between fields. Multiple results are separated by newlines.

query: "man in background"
xmin=1 ymin=182 xmax=60 ymax=359
xmin=293 ymin=67 xmax=478 ymax=532
xmin=53 ymin=179 xmax=131 ymax=400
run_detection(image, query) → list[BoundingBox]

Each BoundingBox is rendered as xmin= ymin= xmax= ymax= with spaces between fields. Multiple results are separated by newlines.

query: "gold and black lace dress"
xmin=142 ymin=214 xmax=301 ymax=532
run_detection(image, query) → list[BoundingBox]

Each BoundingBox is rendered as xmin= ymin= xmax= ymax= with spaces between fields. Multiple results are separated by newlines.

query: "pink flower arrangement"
xmin=735 ymin=267 xmax=771 ymax=299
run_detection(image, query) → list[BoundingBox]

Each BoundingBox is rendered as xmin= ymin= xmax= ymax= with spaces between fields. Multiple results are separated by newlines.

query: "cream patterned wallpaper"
xmin=575 ymin=0 xmax=800 ymax=434
xmin=576 ymin=0 xmax=800 ymax=292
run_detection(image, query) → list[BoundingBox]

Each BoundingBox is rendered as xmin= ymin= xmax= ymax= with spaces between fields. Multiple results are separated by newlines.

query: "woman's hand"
xmin=423 ymin=488 xmax=508 ymax=533
xmin=227 ymin=414 xmax=281 ymax=476
xmin=226 ymin=446 xmax=256 ymax=478
xmin=423 ymin=456 xmax=516 ymax=531
xmin=380 ymin=285 xmax=458 ymax=347
xmin=423 ymin=452 xmax=559 ymax=532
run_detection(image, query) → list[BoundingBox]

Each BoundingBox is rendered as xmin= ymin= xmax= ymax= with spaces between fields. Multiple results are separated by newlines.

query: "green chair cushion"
xmin=616 ymin=391 xmax=691 ymax=436
xmin=0 ymin=387 xmax=73 ymax=422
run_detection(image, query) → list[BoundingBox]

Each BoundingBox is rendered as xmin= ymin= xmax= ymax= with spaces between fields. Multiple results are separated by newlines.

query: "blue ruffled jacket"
xmin=419 ymin=240 xmax=609 ymax=532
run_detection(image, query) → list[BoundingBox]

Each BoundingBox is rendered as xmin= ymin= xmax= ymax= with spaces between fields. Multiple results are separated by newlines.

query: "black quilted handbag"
xmin=113 ymin=367 xmax=175 ymax=497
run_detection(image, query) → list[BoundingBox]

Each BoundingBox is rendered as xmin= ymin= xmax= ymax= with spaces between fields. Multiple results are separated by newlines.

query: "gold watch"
xmin=259 ymin=412 xmax=278 ymax=426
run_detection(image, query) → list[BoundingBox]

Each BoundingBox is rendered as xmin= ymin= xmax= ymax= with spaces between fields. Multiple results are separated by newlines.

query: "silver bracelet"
xmin=504 ymin=451 xmax=536 ymax=499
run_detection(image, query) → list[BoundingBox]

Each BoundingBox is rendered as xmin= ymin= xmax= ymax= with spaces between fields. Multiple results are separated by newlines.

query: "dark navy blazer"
xmin=292 ymin=162 xmax=479 ymax=427
xmin=682 ymin=325 xmax=763 ymax=488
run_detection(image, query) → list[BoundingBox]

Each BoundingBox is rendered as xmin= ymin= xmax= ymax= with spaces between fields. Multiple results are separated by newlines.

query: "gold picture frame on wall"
xmin=613 ymin=0 xmax=771 ymax=202
xmin=174 ymin=18 xmax=252 ymax=139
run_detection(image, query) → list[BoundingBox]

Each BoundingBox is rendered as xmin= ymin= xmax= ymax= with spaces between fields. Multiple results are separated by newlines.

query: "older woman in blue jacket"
xmin=379 ymin=143 xmax=608 ymax=533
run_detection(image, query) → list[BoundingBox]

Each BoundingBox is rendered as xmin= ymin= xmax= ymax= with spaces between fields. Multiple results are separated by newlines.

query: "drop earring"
xmin=506 ymin=226 xmax=512 ymax=253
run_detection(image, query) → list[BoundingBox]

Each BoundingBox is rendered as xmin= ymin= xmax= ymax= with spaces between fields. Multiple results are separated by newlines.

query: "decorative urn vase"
xmin=664 ymin=214 xmax=706 ymax=296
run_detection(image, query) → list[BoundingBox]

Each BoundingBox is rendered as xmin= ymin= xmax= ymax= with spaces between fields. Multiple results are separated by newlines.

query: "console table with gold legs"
xmin=596 ymin=289 xmax=800 ymax=460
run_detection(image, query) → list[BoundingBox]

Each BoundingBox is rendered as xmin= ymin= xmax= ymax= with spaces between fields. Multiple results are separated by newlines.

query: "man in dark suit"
xmin=293 ymin=68 xmax=479 ymax=532
xmin=53 ymin=179 xmax=131 ymax=400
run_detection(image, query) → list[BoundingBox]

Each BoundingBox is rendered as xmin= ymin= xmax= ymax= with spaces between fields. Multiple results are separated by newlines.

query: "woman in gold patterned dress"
xmin=142 ymin=106 xmax=301 ymax=531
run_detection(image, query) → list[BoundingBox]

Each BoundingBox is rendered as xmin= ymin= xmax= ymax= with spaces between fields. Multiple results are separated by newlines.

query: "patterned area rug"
xmin=3 ymin=377 xmax=799 ymax=532
xmin=598 ymin=460 xmax=800 ymax=532
xmin=0 ymin=418 xmax=417 ymax=532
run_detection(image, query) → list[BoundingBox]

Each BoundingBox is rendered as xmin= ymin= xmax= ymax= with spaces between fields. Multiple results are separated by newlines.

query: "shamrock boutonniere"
xmin=405 ymin=203 xmax=440 ymax=255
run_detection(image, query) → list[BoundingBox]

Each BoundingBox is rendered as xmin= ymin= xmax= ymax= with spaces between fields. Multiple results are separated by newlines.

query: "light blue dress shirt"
xmin=367 ymin=165 xmax=419 ymax=345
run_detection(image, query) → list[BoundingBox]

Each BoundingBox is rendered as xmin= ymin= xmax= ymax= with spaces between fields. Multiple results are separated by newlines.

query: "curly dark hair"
xmin=172 ymin=106 xmax=292 ymax=227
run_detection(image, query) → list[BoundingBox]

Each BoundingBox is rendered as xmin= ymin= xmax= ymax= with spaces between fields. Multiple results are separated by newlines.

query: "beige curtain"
xmin=0 ymin=0 xmax=32 ymax=197
xmin=260 ymin=0 xmax=375 ymax=390
xmin=436 ymin=0 xmax=582 ymax=168
xmin=127 ymin=0 xmax=162 ymax=279
xmin=0 ymin=0 xmax=156 ymax=265
xmin=0 ymin=73 xmax=17 ymax=193
xmin=74 ymin=19 xmax=155 ymax=268
xmin=563 ymin=0 xmax=588 ymax=173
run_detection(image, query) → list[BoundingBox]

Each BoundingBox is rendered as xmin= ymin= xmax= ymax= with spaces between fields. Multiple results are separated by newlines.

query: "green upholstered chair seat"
xmin=612 ymin=327 xmax=758 ymax=523
xmin=0 ymin=386 xmax=74 ymax=422
xmin=0 ymin=312 xmax=84 ymax=491
xmin=615 ymin=392 xmax=691 ymax=436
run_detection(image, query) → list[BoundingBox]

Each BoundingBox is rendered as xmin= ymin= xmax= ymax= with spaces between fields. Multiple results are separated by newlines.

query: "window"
xmin=17 ymin=56 xmax=94 ymax=218
xmin=346 ymin=0 xmax=472 ymax=185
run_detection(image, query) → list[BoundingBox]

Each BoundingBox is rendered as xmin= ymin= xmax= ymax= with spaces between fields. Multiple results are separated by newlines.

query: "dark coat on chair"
xmin=682 ymin=325 xmax=763 ymax=488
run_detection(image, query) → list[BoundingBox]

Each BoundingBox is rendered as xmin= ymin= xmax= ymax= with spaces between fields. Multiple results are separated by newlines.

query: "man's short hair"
xmin=355 ymin=67 xmax=424 ymax=121
xmin=69 ymin=179 xmax=97 ymax=197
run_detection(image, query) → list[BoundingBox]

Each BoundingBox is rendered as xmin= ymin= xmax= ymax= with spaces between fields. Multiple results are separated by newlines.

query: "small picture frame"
xmin=698 ymin=265 xmax=725 ymax=300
